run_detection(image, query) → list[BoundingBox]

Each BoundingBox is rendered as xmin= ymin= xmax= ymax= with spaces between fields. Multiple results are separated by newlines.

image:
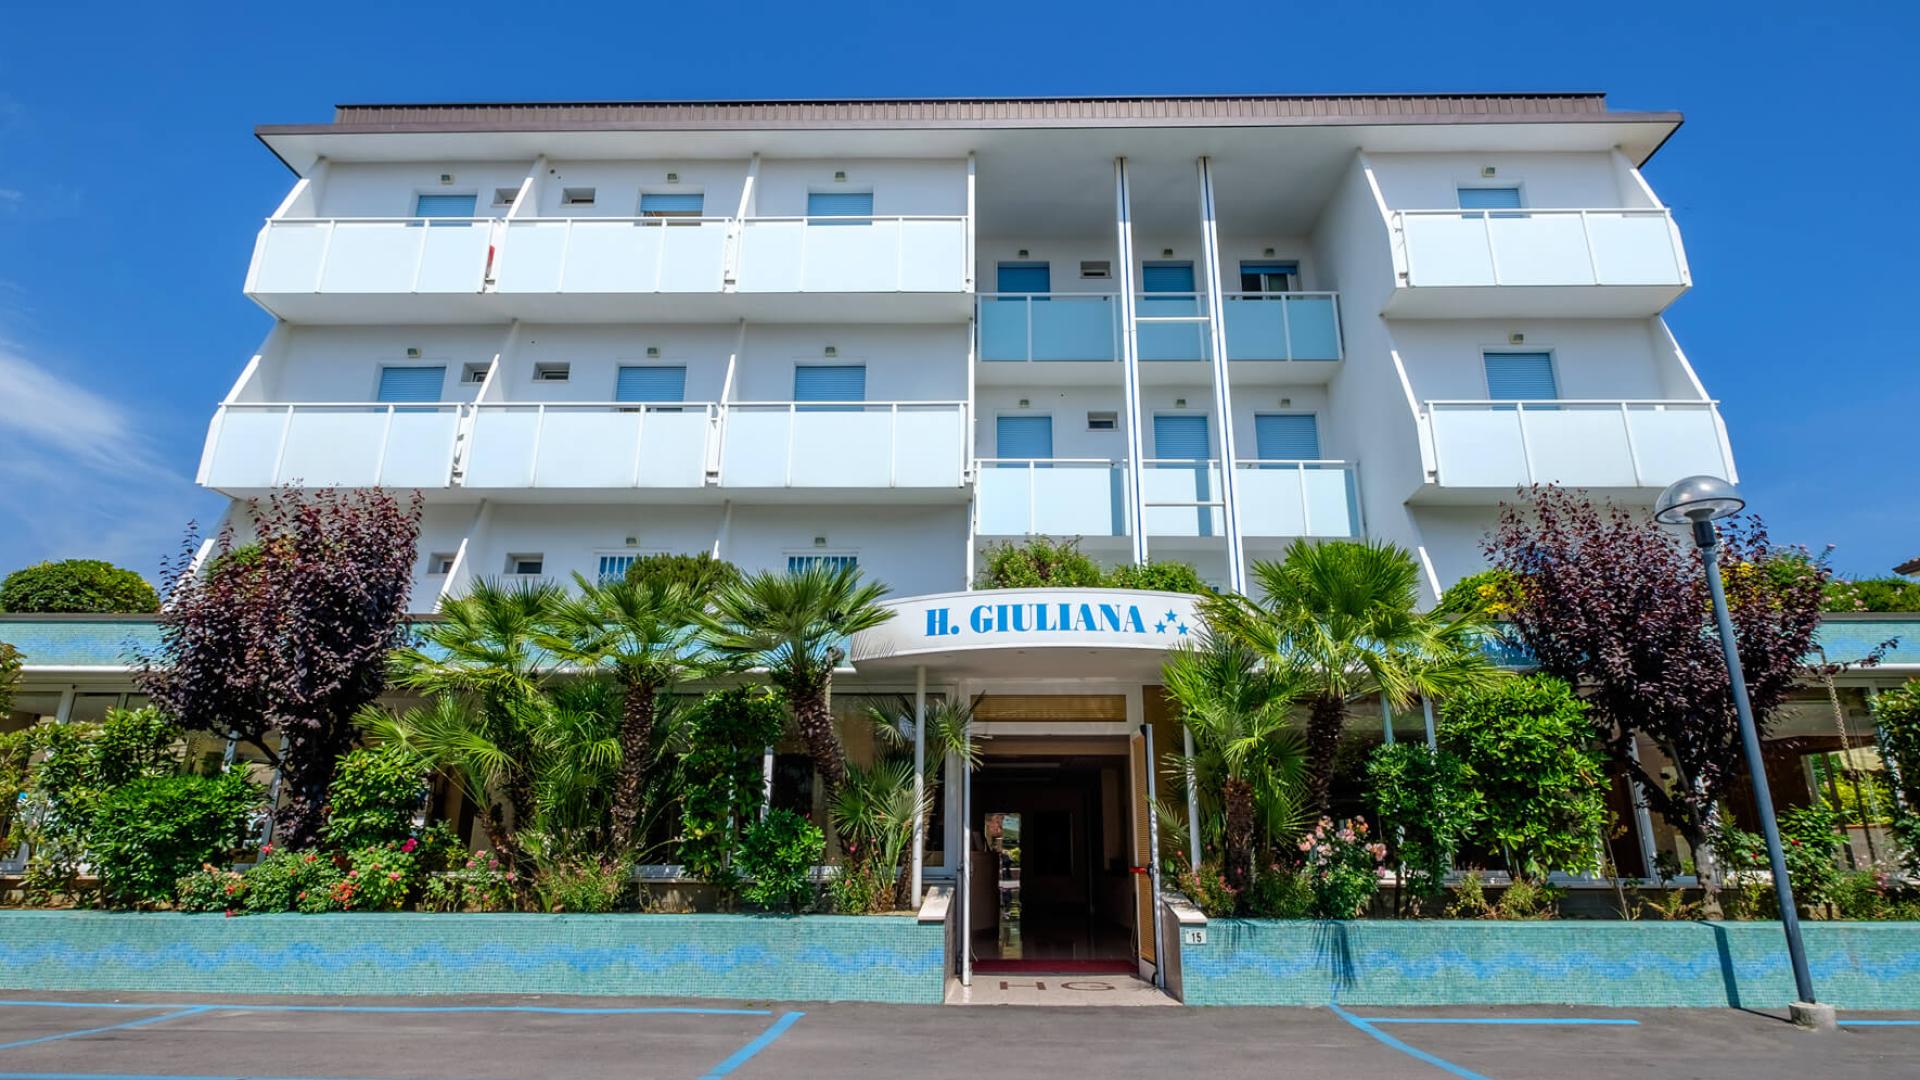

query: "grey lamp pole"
xmin=1656 ymin=476 xmax=1817 ymax=1009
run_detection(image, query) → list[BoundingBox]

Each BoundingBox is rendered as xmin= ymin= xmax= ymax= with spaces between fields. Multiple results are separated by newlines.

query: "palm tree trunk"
xmin=1222 ymin=775 xmax=1255 ymax=896
xmin=608 ymin=680 xmax=658 ymax=853
xmin=1306 ymin=694 xmax=1346 ymax=819
xmin=795 ymin=689 xmax=849 ymax=799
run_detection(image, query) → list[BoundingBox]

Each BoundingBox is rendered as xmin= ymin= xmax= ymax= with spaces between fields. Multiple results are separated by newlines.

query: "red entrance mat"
xmin=973 ymin=959 xmax=1137 ymax=975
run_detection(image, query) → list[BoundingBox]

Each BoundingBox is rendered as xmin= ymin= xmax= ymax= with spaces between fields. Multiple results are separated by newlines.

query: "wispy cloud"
xmin=0 ymin=340 xmax=212 ymax=583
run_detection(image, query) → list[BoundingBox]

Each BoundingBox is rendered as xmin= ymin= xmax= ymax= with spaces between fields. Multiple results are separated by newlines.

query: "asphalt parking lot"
xmin=1 ymin=992 xmax=1917 ymax=1080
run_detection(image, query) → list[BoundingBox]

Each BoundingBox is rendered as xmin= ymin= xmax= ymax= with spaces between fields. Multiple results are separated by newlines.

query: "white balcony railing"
xmin=975 ymin=459 xmax=1127 ymax=536
xmin=250 ymin=218 xmax=493 ymax=294
xmin=717 ymin=401 xmax=968 ymax=488
xmin=1390 ymin=208 xmax=1688 ymax=289
xmin=734 ymin=216 xmax=969 ymax=293
xmin=204 ymin=401 xmax=969 ymax=493
xmin=975 ymin=291 xmax=1344 ymax=363
xmin=492 ymin=218 xmax=731 ymax=294
xmin=202 ymin=403 xmax=463 ymax=489
xmin=1233 ymin=461 xmax=1362 ymax=537
xmin=1141 ymin=458 xmax=1225 ymax=537
xmin=461 ymin=403 xmax=719 ymax=489
xmin=1421 ymin=400 xmax=1734 ymax=490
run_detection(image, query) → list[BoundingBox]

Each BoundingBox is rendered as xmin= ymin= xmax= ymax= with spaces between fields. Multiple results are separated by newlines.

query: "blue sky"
xmin=0 ymin=1 xmax=1913 ymax=584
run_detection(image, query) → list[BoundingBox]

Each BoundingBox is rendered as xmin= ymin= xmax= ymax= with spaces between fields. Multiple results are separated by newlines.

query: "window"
xmin=533 ymin=363 xmax=571 ymax=383
xmin=1254 ymin=414 xmax=1321 ymax=460
xmin=1152 ymin=414 xmax=1212 ymax=461
xmin=640 ymin=192 xmax=705 ymax=218
xmin=427 ymin=553 xmax=457 ymax=576
xmin=596 ymin=552 xmax=640 ymax=583
xmin=788 ymin=554 xmax=858 ymax=573
xmin=376 ymin=366 xmax=446 ymax=404
xmin=461 ymin=364 xmax=490 ymax=384
xmin=806 ymin=191 xmax=873 ymax=224
xmin=1458 ymin=186 xmax=1524 ymax=213
xmin=1080 ymin=260 xmax=1112 ymax=280
xmin=1142 ymin=262 xmax=1196 ymax=294
xmin=996 ymin=262 xmax=1051 ymax=294
xmin=615 ymin=365 xmax=687 ymax=403
xmin=491 ymin=187 xmax=521 ymax=208
xmin=505 ymin=554 xmax=545 ymax=577
xmin=995 ymin=415 xmax=1054 ymax=459
xmin=560 ymin=187 xmax=597 ymax=207
xmin=1239 ymin=261 xmax=1300 ymax=294
xmin=1483 ymin=352 xmax=1558 ymax=405
xmin=1087 ymin=411 xmax=1118 ymax=431
xmin=414 ymin=193 xmax=477 ymax=218
xmin=793 ymin=364 xmax=865 ymax=411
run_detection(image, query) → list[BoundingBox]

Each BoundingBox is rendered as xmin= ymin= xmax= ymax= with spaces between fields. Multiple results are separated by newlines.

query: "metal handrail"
xmin=1390 ymin=208 xmax=1681 ymax=289
xmin=1424 ymin=398 xmax=1719 ymax=410
xmin=1420 ymin=399 xmax=1730 ymax=488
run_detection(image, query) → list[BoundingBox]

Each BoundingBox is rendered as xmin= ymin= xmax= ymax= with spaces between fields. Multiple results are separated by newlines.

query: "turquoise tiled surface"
xmin=1181 ymin=920 xmax=1920 ymax=1008
xmin=0 ymin=912 xmax=946 ymax=1003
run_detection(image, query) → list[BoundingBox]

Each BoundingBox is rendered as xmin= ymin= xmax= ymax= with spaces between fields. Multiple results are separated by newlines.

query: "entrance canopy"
xmin=850 ymin=587 xmax=1204 ymax=680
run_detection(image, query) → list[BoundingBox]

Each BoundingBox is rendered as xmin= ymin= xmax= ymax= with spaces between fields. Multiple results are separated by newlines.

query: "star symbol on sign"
xmin=1165 ymin=609 xmax=1179 ymax=623
xmin=1177 ymin=622 xmax=1190 ymax=635
xmin=1154 ymin=622 xmax=1167 ymax=634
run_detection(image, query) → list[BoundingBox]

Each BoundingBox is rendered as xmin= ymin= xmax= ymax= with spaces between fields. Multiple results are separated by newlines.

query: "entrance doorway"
xmin=969 ymin=747 xmax=1137 ymax=974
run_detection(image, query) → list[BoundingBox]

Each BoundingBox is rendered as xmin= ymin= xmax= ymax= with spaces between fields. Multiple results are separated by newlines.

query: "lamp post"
xmin=1655 ymin=476 xmax=1819 ymax=1016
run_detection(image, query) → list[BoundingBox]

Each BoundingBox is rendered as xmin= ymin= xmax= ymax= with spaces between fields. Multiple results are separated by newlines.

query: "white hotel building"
xmin=176 ymin=93 xmax=1741 ymax=976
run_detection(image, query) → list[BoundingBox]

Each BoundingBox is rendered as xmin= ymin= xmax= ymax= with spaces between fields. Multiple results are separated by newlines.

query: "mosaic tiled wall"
xmin=1180 ymin=919 xmax=1920 ymax=1008
xmin=0 ymin=912 xmax=946 ymax=1004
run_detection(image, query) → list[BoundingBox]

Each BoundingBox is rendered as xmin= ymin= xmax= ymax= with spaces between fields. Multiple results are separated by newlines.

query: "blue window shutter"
xmin=414 ymin=194 xmax=477 ymax=218
xmin=1484 ymin=352 xmax=1558 ymax=401
xmin=1457 ymin=186 xmax=1523 ymax=210
xmin=1255 ymin=414 xmax=1321 ymax=460
xmin=995 ymin=415 xmax=1054 ymax=459
xmin=639 ymin=193 xmax=705 ymax=216
xmin=793 ymin=365 xmax=866 ymax=403
xmin=376 ymin=366 xmax=446 ymax=403
xmin=1142 ymin=263 xmax=1196 ymax=293
xmin=615 ymin=366 xmax=687 ymax=403
xmin=789 ymin=554 xmax=857 ymax=572
xmin=1153 ymin=414 xmax=1212 ymax=460
xmin=807 ymin=192 xmax=874 ymax=219
xmin=996 ymin=263 xmax=1051 ymax=294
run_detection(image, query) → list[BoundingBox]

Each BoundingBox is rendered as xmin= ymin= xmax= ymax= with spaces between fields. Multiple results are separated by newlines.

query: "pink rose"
xmin=401 ymin=838 xmax=418 ymax=854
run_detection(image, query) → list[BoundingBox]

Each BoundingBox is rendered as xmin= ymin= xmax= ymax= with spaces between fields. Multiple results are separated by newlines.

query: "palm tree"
xmin=541 ymin=573 xmax=715 ymax=853
xmin=1205 ymin=539 xmax=1506 ymax=818
xmin=827 ymin=757 xmax=930 ymax=912
xmin=863 ymin=695 xmax=981 ymax=905
xmin=388 ymin=578 xmax=561 ymax=864
xmin=705 ymin=563 xmax=893 ymax=799
xmin=1162 ymin=625 xmax=1308 ymax=891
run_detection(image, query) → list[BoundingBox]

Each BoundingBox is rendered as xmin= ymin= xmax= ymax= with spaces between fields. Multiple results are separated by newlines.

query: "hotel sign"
xmin=850 ymin=587 xmax=1204 ymax=663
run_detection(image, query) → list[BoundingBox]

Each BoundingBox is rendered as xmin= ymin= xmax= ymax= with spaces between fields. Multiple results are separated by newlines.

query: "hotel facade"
xmin=7 ymin=95 xmax=1911 ymax=986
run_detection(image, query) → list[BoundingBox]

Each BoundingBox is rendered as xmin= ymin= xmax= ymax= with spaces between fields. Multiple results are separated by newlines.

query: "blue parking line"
xmin=0 ymin=1007 xmax=212 ymax=1052
xmin=0 ymin=1073 xmax=383 ymax=1080
xmin=1839 ymin=1019 xmax=1920 ymax=1026
xmin=1356 ymin=1017 xmax=1640 ymax=1026
xmin=698 ymin=1010 xmax=805 ymax=1080
xmin=1329 ymin=1003 xmax=1491 ymax=1080
xmin=0 ymin=1000 xmax=769 ymax=1018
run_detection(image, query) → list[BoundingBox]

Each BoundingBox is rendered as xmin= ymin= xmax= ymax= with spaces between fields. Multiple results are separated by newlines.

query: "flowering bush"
xmin=175 ymin=864 xmax=247 ymax=913
xmin=1174 ymin=865 xmax=1239 ymax=918
xmin=532 ymin=858 xmax=626 ymax=914
xmin=1246 ymin=862 xmax=1313 ymax=919
xmin=241 ymin=847 xmax=344 ymax=914
xmin=1299 ymin=817 xmax=1387 ymax=918
xmin=331 ymin=844 xmax=418 ymax=912
xmin=421 ymin=850 xmax=516 ymax=912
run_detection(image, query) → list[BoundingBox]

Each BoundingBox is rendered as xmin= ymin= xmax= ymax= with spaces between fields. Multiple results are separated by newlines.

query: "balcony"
xmin=975 ymin=292 xmax=1342 ymax=370
xmin=975 ymin=459 xmax=1127 ymax=537
xmin=1141 ymin=459 xmax=1224 ymax=538
xmin=200 ymin=403 xmax=462 ymax=491
xmin=245 ymin=214 xmax=971 ymax=324
xmin=1385 ymin=208 xmax=1689 ymax=317
xmin=201 ymin=401 xmax=969 ymax=500
xmin=1234 ymin=461 xmax=1362 ymax=537
xmin=1415 ymin=399 xmax=1736 ymax=502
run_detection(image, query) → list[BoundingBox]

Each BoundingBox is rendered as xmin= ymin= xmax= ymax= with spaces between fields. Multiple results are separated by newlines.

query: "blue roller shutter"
xmin=1457 ymin=186 xmax=1523 ymax=210
xmin=1255 ymin=414 xmax=1321 ymax=460
xmin=414 ymin=194 xmax=477 ymax=218
xmin=615 ymin=366 xmax=687 ymax=403
xmin=807 ymin=192 xmax=873 ymax=223
xmin=996 ymin=263 xmax=1051 ymax=294
xmin=995 ymin=415 xmax=1054 ymax=460
xmin=794 ymin=365 xmax=865 ymax=412
xmin=1483 ymin=352 xmax=1558 ymax=402
xmin=1152 ymin=414 xmax=1211 ymax=460
xmin=376 ymin=366 xmax=446 ymax=403
xmin=639 ymin=193 xmax=705 ymax=217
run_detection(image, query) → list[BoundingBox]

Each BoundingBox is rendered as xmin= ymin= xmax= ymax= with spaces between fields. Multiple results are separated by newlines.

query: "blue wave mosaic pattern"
xmin=0 ymin=912 xmax=945 ymax=1004
xmin=1180 ymin=920 xmax=1920 ymax=1008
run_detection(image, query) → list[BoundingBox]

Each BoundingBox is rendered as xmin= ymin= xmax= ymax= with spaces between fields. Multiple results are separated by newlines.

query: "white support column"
xmin=1626 ymin=736 xmax=1660 ymax=878
xmin=761 ymin=746 xmax=775 ymax=821
xmin=712 ymin=500 xmax=735 ymax=561
xmin=912 ymin=666 xmax=927 ymax=905
xmin=725 ymin=154 xmax=759 ymax=289
xmin=1421 ymin=696 xmax=1437 ymax=749
xmin=54 ymin=687 xmax=76 ymax=724
xmin=1113 ymin=158 xmax=1150 ymax=566
xmin=1195 ymin=157 xmax=1248 ymax=594
xmin=1380 ymin=695 xmax=1396 ymax=746
xmin=964 ymin=152 xmax=977 ymax=291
